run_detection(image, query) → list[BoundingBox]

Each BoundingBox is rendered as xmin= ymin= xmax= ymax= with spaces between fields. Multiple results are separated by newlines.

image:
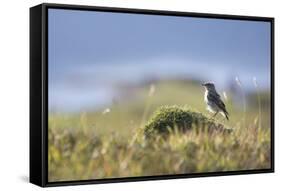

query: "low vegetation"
xmin=48 ymin=81 xmax=271 ymax=182
xmin=144 ymin=105 xmax=231 ymax=139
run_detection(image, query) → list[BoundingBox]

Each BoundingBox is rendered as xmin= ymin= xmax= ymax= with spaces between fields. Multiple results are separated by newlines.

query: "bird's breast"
xmin=204 ymin=91 xmax=208 ymax=103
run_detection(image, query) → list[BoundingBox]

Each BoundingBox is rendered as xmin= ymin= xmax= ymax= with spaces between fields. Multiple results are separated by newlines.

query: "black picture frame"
xmin=30 ymin=3 xmax=275 ymax=187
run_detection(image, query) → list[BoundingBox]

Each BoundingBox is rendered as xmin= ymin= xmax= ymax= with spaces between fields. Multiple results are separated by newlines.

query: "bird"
xmin=202 ymin=82 xmax=229 ymax=120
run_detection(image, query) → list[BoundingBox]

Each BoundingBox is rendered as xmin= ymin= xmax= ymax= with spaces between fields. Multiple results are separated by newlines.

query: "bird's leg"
xmin=212 ymin=111 xmax=218 ymax=118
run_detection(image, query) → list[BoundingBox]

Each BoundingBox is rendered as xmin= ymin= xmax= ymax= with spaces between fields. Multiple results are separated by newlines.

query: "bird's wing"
xmin=214 ymin=91 xmax=221 ymax=98
xmin=207 ymin=93 xmax=228 ymax=114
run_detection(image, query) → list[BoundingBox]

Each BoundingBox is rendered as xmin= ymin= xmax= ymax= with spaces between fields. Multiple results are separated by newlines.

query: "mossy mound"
xmin=144 ymin=106 xmax=230 ymax=138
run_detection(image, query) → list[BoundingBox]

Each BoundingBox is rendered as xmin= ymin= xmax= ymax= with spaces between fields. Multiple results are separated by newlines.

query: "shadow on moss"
xmin=144 ymin=105 xmax=231 ymax=139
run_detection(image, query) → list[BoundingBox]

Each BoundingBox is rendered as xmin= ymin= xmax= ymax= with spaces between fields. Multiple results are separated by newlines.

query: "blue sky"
xmin=48 ymin=8 xmax=271 ymax=112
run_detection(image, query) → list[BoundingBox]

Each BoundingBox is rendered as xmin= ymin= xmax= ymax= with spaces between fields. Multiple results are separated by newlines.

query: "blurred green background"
xmin=48 ymin=80 xmax=271 ymax=182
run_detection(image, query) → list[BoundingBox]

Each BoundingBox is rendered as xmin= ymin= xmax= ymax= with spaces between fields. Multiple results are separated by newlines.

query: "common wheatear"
xmin=202 ymin=82 xmax=229 ymax=120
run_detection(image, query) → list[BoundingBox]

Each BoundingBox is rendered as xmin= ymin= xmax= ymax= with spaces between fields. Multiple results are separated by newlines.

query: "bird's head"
xmin=202 ymin=82 xmax=216 ymax=91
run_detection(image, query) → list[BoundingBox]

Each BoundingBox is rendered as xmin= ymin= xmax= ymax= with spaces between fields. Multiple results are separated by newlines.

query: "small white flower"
xmin=148 ymin=84 xmax=155 ymax=97
xmin=102 ymin=108 xmax=111 ymax=115
xmin=235 ymin=76 xmax=242 ymax=87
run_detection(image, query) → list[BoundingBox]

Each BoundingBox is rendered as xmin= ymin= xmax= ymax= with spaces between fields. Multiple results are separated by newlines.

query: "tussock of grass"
xmin=144 ymin=105 xmax=231 ymax=138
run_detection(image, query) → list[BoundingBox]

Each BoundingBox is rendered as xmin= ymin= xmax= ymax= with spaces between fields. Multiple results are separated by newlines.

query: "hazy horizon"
xmin=48 ymin=8 xmax=271 ymax=112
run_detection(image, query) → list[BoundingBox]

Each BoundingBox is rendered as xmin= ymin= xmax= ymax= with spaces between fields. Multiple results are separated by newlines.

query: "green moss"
xmin=144 ymin=105 xmax=229 ymax=138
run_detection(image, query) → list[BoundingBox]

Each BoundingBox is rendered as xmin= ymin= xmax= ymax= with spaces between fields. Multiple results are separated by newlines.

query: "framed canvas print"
xmin=30 ymin=3 xmax=274 ymax=187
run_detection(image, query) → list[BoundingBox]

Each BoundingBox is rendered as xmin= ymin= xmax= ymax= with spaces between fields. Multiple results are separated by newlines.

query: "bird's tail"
xmin=225 ymin=113 xmax=229 ymax=120
xmin=221 ymin=111 xmax=229 ymax=120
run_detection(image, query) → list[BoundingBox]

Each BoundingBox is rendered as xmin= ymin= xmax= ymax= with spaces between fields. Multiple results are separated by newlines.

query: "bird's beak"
xmin=201 ymin=83 xmax=205 ymax=86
